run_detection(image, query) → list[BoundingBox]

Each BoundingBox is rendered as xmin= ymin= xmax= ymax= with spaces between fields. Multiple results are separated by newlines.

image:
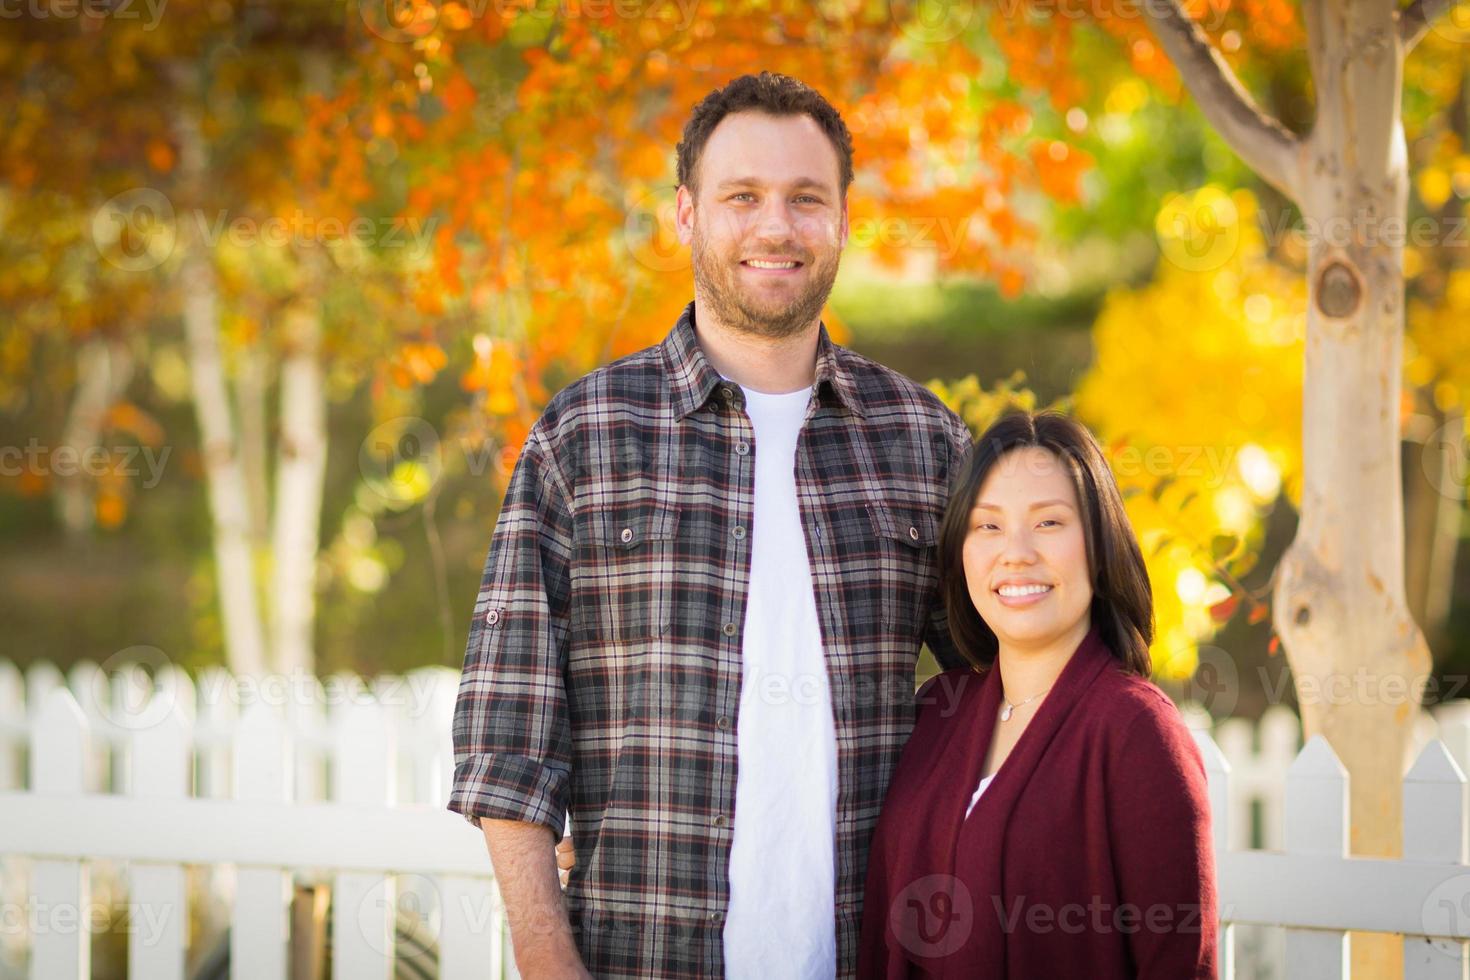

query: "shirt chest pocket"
xmin=576 ymin=501 xmax=682 ymax=643
xmin=865 ymin=499 xmax=941 ymax=634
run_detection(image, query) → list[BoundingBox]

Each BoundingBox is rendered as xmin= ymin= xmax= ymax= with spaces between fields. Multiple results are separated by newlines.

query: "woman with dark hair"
xmin=857 ymin=411 xmax=1218 ymax=979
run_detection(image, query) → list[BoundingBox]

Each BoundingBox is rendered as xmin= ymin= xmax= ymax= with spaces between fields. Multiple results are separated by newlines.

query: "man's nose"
xmin=750 ymin=198 xmax=798 ymax=242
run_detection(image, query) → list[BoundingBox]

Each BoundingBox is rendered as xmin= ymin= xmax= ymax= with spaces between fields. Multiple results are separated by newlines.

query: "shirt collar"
xmin=660 ymin=300 xmax=866 ymax=420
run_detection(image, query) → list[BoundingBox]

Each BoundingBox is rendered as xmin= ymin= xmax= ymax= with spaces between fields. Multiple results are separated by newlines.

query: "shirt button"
xmin=734 ymin=441 xmax=750 ymax=456
xmin=716 ymin=715 xmax=731 ymax=730
xmin=708 ymin=910 xmax=725 ymax=924
xmin=620 ymin=527 xmax=633 ymax=543
xmin=722 ymin=622 xmax=738 ymax=637
xmin=713 ymin=813 xmax=728 ymax=828
xmin=731 ymin=525 xmax=746 ymax=540
xmin=484 ymin=608 xmax=501 ymax=626
xmin=719 ymin=385 xmax=734 ymax=401
xmin=909 ymin=525 xmax=920 ymax=541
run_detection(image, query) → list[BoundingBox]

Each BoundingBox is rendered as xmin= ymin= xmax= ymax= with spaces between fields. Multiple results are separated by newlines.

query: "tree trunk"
xmin=56 ymin=337 xmax=133 ymax=537
xmin=1272 ymin=1 xmax=1428 ymax=974
xmin=1404 ymin=405 xmax=1464 ymax=658
xmin=1141 ymin=0 xmax=1450 ymax=973
xmin=171 ymin=63 xmax=269 ymax=678
xmin=268 ymin=286 xmax=327 ymax=679
xmin=235 ymin=333 xmax=271 ymax=560
xmin=268 ymin=50 xmax=334 ymax=679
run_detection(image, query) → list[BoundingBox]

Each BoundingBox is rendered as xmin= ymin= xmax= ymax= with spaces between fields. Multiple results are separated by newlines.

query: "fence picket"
xmin=0 ymin=659 xmax=22 ymax=789
xmin=1403 ymin=740 xmax=1470 ymax=979
xmin=1284 ymin=735 xmax=1351 ymax=978
xmin=1193 ymin=728 xmax=1235 ymax=979
xmin=127 ymin=692 xmax=189 ymax=980
xmin=439 ymin=874 xmax=504 ymax=980
xmin=29 ymin=689 xmax=90 ymax=980
xmin=232 ymin=700 xmax=292 ymax=980
xmin=195 ymin=666 xmax=237 ymax=800
xmin=331 ymin=696 xmax=395 ymax=980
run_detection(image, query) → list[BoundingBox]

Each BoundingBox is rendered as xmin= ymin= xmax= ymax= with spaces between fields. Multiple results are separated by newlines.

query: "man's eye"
xmin=795 ymin=195 xmax=820 ymax=204
xmin=730 ymin=192 xmax=755 ymax=202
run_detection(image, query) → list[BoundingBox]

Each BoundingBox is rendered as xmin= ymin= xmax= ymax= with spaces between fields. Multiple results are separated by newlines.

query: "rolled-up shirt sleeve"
xmin=448 ymin=422 xmax=574 ymax=837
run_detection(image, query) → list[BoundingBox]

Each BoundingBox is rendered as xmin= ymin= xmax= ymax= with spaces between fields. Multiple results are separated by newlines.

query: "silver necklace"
xmin=1000 ymin=687 xmax=1050 ymax=722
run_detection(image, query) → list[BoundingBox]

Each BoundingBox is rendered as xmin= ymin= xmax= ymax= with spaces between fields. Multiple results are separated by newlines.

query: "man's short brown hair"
xmin=676 ymin=71 xmax=855 ymax=195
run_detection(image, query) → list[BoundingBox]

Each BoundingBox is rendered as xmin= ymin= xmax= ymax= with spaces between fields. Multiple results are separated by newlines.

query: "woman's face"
xmin=962 ymin=446 xmax=1094 ymax=652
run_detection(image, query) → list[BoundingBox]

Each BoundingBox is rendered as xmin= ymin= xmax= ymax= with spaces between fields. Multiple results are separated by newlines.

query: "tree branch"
xmin=1140 ymin=0 xmax=1304 ymax=203
xmin=1400 ymin=0 xmax=1455 ymax=52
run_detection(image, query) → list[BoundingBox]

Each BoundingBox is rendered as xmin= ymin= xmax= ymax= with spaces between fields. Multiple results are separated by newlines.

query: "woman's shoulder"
xmin=1087 ymin=666 xmax=1196 ymax=748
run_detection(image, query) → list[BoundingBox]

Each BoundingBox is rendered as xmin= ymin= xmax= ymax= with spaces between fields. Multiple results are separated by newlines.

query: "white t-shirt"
xmin=723 ymin=383 xmax=838 ymax=980
xmin=964 ymin=772 xmax=997 ymax=819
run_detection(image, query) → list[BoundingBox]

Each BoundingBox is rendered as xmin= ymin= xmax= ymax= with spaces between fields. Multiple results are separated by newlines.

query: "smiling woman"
xmin=858 ymin=411 xmax=1218 ymax=979
xmin=940 ymin=411 xmax=1154 ymax=676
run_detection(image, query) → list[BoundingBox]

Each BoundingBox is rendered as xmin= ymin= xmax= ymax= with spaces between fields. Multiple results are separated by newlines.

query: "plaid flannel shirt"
xmin=449 ymin=300 xmax=973 ymax=978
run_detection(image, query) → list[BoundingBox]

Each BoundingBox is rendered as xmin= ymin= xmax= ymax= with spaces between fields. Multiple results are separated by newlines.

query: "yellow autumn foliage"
xmin=933 ymin=187 xmax=1307 ymax=679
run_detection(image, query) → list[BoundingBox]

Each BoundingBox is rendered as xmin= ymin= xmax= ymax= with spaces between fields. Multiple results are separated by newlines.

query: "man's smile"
xmin=740 ymin=256 xmax=805 ymax=274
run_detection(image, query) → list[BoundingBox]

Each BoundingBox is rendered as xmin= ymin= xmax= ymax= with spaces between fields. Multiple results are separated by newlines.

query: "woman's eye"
xmin=1038 ymin=519 xmax=1061 ymax=528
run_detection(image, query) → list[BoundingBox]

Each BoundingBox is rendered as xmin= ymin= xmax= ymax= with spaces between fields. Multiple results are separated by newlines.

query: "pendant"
xmin=1000 ymin=704 xmax=1013 ymax=722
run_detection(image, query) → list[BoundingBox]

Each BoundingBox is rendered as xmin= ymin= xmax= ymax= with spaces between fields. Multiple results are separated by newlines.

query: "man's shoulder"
xmin=530 ymin=343 xmax=668 ymax=444
xmin=833 ymin=344 xmax=972 ymax=457
xmin=837 ymin=346 xmax=956 ymax=417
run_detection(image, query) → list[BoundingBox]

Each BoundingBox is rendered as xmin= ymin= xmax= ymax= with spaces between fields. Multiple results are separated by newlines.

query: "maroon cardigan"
xmin=858 ymin=625 xmax=1218 ymax=979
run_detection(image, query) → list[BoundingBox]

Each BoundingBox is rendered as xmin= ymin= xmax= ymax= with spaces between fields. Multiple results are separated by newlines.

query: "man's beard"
xmin=691 ymin=226 xmax=842 ymax=341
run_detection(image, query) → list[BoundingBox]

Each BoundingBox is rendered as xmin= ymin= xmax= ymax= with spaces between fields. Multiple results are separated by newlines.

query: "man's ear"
xmin=839 ymin=196 xmax=849 ymax=251
xmin=675 ymin=184 xmax=695 ymax=246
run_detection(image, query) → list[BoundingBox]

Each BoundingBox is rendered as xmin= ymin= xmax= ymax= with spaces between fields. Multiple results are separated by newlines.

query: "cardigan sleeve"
xmin=856 ymin=672 xmax=959 ymax=979
xmin=1104 ymin=698 xmax=1219 ymax=979
xmin=857 ymin=804 xmax=897 ymax=979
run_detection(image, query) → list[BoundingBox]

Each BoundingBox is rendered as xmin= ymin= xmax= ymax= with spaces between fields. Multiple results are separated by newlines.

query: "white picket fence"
xmin=0 ymin=658 xmax=515 ymax=980
xmin=4 ymin=657 xmax=1470 ymax=978
xmin=1175 ymin=700 xmax=1470 ymax=854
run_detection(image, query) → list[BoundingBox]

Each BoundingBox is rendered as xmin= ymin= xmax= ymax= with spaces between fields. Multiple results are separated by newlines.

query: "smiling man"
xmin=449 ymin=71 xmax=974 ymax=979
